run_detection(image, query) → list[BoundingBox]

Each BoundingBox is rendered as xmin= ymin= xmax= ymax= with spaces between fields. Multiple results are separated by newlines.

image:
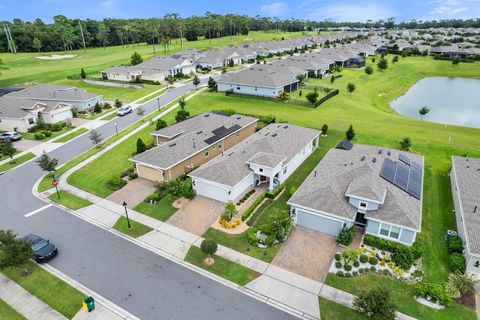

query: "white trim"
xmin=367 ymin=216 xmax=419 ymax=233
xmin=344 ymin=193 xmax=385 ymax=205
xmin=288 ymin=202 xmax=354 ymax=224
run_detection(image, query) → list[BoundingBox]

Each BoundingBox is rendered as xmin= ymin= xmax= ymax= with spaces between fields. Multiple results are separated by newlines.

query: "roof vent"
xmin=361 ymin=156 xmax=366 ymax=161
xmin=272 ymin=133 xmax=277 ymax=137
xmin=314 ymin=170 xmax=317 ymax=177
xmin=283 ymin=125 xmax=288 ymax=129
xmin=169 ymin=143 xmax=176 ymax=147
xmin=378 ymin=149 xmax=383 ymax=154
xmin=387 ymin=151 xmax=391 ymax=156
xmin=372 ymin=157 xmax=377 ymax=163
xmin=228 ymin=152 xmax=235 ymax=156
xmin=236 ymin=116 xmax=241 ymax=120
xmin=474 ymin=206 xmax=477 ymax=213
xmin=196 ymin=131 xmax=203 ymax=134
xmin=204 ymin=114 xmax=210 ymax=117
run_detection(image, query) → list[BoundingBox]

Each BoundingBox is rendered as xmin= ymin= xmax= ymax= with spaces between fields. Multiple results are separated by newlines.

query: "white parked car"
xmin=117 ymin=106 xmax=133 ymax=116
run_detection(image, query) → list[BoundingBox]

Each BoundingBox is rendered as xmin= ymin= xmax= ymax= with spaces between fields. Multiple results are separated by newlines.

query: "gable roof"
xmin=452 ymin=156 xmax=480 ymax=256
xmin=246 ymin=152 xmax=287 ymax=168
xmin=5 ymin=84 xmax=101 ymax=102
xmin=218 ymin=64 xmax=303 ymax=88
xmin=189 ymin=123 xmax=319 ymax=187
xmin=288 ymin=144 xmax=424 ymax=230
xmin=0 ymin=97 xmax=46 ymax=118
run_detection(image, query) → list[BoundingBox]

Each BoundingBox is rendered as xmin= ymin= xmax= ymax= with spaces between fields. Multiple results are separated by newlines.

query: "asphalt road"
xmin=0 ymin=81 xmax=297 ymax=320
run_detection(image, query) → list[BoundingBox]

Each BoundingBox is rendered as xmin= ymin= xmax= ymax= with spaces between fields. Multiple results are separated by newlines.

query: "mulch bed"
xmin=455 ymin=291 xmax=476 ymax=310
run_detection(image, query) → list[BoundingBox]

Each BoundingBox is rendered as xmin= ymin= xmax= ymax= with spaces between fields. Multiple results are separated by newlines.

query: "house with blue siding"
xmin=288 ymin=144 xmax=424 ymax=246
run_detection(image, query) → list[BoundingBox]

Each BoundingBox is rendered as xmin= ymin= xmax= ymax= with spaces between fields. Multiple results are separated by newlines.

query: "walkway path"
xmin=0 ymin=273 xmax=66 ymax=320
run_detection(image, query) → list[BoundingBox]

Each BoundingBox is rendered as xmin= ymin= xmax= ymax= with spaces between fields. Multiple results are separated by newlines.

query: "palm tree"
xmin=447 ymin=273 xmax=478 ymax=297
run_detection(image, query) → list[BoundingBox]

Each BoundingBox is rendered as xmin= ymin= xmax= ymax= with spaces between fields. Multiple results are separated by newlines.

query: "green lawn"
xmin=101 ymin=112 xmax=118 ymax=121
xmin=77 ymin=109 xmax=114 ymax=120
xmin=0 ymin=298 xmax=27 ymax=320
xmin=0 ymin=31 xmax=311 ymax=88
xmin=325 ymin=275 xmax=476 ymax=320
xmin=2 ymin=262 xmax=85 ymax=319
xmin=55 ymin=128 xmax=88 ymax=143
xmin=174 ymin=56 xmax=480 ymax=318
xmin=134 ymin=195 xmax=178 ymax=222
xmin=0 ymin=152 xmax=36 ymax=173
xmin=48 ymin=190 xmax=92 ymax=210
xmin=112 ymin=216 xmax=153 ymax=238
xmin=319 ymin=297 xmax=366 ymax=320
xmin=184 ymin=246 xmax=260 ymax=286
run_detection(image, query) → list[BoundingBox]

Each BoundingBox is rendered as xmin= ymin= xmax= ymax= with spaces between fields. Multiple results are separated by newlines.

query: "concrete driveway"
xmin=273 ymin=226 xmax=340 ymax=282
xmin=13 ymin=139 xmax=42 ymax=152
xmin=106 ymin=178 xmax=155 ymax=209
xmin=167 ymin=196 xmax=224 ymax=236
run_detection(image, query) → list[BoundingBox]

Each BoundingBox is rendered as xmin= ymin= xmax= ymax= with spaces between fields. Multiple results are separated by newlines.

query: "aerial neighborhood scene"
xmin=1 ymin=1 xmax=480 ymax=320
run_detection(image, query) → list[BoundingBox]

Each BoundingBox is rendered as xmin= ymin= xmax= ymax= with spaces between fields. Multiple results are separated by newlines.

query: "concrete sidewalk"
xmin=0 ymin=273 xmax=66 ymax=320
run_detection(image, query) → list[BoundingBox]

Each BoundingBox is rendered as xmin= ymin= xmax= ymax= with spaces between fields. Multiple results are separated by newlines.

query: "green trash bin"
xmin=82 ymin=296 xmax=95 ymax=312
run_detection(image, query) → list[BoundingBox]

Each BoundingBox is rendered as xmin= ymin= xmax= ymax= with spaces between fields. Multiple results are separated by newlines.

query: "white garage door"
xmin=194 ymin=180 xmax=229 ymax=203
xmin=52 ymin=110 xmax=72 ymax=123
xmin=296 ymin=209 xmax=343 ymax=236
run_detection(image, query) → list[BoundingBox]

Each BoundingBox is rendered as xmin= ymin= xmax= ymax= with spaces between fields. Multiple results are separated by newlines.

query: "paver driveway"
xmin=273 ymin=226 xmax=340 ymax=282
xmin=167 ymin=196 xmax=224 ymax=235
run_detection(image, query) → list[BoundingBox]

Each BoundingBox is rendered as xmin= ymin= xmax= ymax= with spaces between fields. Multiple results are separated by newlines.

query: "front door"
xmin=355 ymin=212 xmax=367 ymax=226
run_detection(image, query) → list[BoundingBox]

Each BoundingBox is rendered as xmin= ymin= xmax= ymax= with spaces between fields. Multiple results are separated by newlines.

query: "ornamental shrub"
xmin=50 ymin=123 xmax=63 ymax=132
xmin=352 ymin=271 xmax=358 ymax=276
xmin=336 ymin=271 xmax=344 ymax=277
xmin=247 ymin=227 xmax=259 ymax=246
xmin=449 ymin=253 xmax=466 ymax=273
xmin=265 ymin=235 xmax=276 ymax=247
xmin=200 ymin=238 xmax=218 ymax=258
xmin=337 ymin=225 xmax=356 ymax=246
xmin=335 ymin=261 xmax=342 ymax=268
xmin=353 ymin=260 xmax=360 ymax=268
xmin=335 ymin=253 xmax=342 ymax=261
xmin=414 ymin=282 xmax=452 ymax=307
xmin=411 ymin=238 xmax=424 ymax=260
xmin=34 ymin=132 xmax=46 ymax=140
xmin=392 ymin=247 xmax=414 ymax=270
xmin=360 ymin=255 xmax=369 ymax=263
xmin=370 ymin=266 xmax=376 ymax=272
xmin=447 ymin=235 xmax=464 ymax=254
xmin=344 ymin=264 xmax=352 ymax=271
xmin=107 ymin=176 xmax=127 ymax=191
xmin=369 ymin=257 xmax=378 ymax=265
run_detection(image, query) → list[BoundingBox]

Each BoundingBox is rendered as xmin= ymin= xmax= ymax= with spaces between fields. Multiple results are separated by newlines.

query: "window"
xmin=218 ymin=143 xmax=222 ymax=148
xmin=360 ymin=202 xmax=367 ymax=209
xmin=255 ymin=87 xmax=257 ymax=91
xmin=204 ymin=150 xmax=209 ymax=157
xmin=380 ymin=223 xmax=390 ymax=237
xmin=390 ymin=226 xmax=400 ymax=239
xmin=28 ymin=118 xmax=35 ymax=125
xmin=237 ymin=86 xmax=241 ymax=90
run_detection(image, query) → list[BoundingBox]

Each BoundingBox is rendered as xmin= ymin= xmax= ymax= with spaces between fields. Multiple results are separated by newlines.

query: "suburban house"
xmin=196 ymin=49 xmax=241 ymax=70
xmin=217 ymin=64 xmax=306 ymax=98
xmin=288 ymin=144 xmax=424 ymax=246
xmin=4 ymin=84 xmax=103 ymax=113
xmin=130 ymin=112 xmax=258 ymax=183
xmin=102 ymin=56 xmax=195 ymax=83
xmin=170 ymin=49 xmax=205 ymax=63
xmin=189 ymin=123 xmax=320 ymax=203
xmin=450 ymin=156 xmax=480 ymax=275
xmin=0 ymin=96 xmax=72 ymax=132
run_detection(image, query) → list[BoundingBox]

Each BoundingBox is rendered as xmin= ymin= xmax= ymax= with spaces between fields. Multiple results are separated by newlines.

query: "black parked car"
xmin=23 ymin=234 xmax=58 ymax=263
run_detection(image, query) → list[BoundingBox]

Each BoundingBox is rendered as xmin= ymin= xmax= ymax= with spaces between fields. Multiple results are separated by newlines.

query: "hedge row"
xmin=265 ymin=184 xmax=285 ymax=199
xmin=363 ymin=234 xmax=423 ymax=261
xmin=241 ymin=193 xmax=266 ymax=221
xmin=246 ymin=199 xmax=273 ymax=226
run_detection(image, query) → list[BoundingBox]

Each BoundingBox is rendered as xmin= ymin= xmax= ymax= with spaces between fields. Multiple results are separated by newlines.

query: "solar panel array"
xmin=379 ymin=156 xmax=423 ymax=200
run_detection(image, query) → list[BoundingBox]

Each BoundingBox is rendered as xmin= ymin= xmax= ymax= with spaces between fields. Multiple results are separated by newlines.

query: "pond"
xmin=390 ymin=77 xmax=480 ymax=128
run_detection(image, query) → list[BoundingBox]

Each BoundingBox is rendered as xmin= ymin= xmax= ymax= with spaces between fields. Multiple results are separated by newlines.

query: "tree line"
xmin=1 ymin=13 xmax=479 ymax=53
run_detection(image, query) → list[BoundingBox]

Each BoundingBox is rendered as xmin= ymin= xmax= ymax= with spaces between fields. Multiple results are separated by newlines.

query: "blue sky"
xmin=1 ymin=0 xmax=479 ymax=22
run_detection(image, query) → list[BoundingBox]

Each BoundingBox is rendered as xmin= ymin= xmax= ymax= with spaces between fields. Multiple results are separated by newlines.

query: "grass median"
xmin=184 ymin=246 xmax=260 ymax=286
xmin=48 ymin=190 xmax=92 ymax=210
xmin=0 ymin=153 xmax=36 ymax=173
xmin=112 ymin=216 xmax=153 ymax=238
xmin=2 ymin=262 xmax=86 ymax=319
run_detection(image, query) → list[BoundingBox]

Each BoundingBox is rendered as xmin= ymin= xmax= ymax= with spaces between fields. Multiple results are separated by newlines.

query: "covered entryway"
xmin=295 ymin=209 xmax=343 ymax=236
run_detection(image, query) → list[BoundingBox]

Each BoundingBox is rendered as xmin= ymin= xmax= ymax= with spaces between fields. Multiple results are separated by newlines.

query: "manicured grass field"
xmin=134 ymin=196 xmax=178 ymax=222
xmin=0 ymin=298 xmax=27 ymax=320
xmin=0 ymin=152 xmax=36 ymax=173
xmin=319 ymin=297 xmax=366 ymax=320
xmin=184 ymin=246 xmax=260 ymax=286
xmin=2 ymin=262 xmax=85 ymax=319
xmin=48 ymin=190 xmax=92 ymax=210
xmin=325 ymin=275 xmax=476 ymax=320
xmin=0 ymin=31 xmax=310 ymax=88
xmin=112 ymin=216 xmax=153 ymax=238
xmin=175 ymin=56 xmax=480 ymax=318
xmin=55 ymin=128 xmax=88 ymax=143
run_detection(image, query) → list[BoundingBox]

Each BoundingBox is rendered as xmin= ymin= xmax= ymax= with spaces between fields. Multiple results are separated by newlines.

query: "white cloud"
xmin=100 ymin=0 xmax=117 ymax=9
xmin=260 ymin=2 xmax=288 ymax=16
xmin=428 ymin=0 xmax=479 ymax=18
xmin=303 ymin=1 xmax=395 ymax=22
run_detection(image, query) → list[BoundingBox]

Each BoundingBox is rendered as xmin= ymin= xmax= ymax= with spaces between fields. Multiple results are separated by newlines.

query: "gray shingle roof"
xmin=288 ymin=144 xmax=423 ymax=230
xmin=452 ymin=156 xmax=480 ymax=255
xmin=0 ymin=97 xmax=45 ymax=118
xmin=189 ymin=123 xmax=319 ymax=187
xmin=131 ymin=113 xmax=257 ymax=170
xmin=218 ymin=64 xmax=303 ymax=88
xmin=5 ymin=84 xmax=101 ymax=102
xmin=246 ymin=152 xmax=287 ymax=168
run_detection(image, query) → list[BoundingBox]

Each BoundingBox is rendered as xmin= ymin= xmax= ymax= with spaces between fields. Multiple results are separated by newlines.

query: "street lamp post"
xmin=157 ymin=97 xmax=160 ymax=111
xmin=122 ymin=201 xmax=131 ymax=228
xmin=114 ymin=122 xmax=118 ymax=135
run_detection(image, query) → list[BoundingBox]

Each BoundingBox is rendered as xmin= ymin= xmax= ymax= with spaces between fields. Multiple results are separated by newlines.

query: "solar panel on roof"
xmin=379 ymin=158 xmax=423 ymax=200
xmin=394 ymin=163 xmax=410 ymax=190
xmin=399 ymin=154 xmax=411 ymax=166
xmin=380 ymin=158 xmax=396 ymax=182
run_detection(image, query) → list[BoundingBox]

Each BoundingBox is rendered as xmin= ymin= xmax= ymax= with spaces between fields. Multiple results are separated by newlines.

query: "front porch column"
xmin=268 ymin=176 xmax=274 ymax=192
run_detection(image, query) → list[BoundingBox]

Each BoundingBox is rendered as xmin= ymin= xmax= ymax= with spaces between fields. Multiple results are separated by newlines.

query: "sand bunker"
xmin=36 ymin=54 xmax=77 ymax=60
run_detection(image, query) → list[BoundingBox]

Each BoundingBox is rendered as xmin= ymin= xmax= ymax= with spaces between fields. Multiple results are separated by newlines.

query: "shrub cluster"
xmin=447 ymin=236 xmax=466 ymax=273
xmin=246 ymin=198 xmax=272 ymax=226
xmin=265 ymin=184 xmax=285 ymax=199
xmin=107 ymin=176 xmax=127 ymax=191
xmin=337 ymin=225 xmax=356 ymax=246
xmin=359 ymin=255 xmax=369 ymax=263
xmin=414 ymin=282 xmax=453 ymax=307
xmin=242 ymin=193 xmax=266 ymax=222
xmin=166 ymin=177 xmax=195 ymax=200
xmin=369 ymin=257 xmax=378 ymax=265
xmin=237 ymin=189 xmax=255 ymax=205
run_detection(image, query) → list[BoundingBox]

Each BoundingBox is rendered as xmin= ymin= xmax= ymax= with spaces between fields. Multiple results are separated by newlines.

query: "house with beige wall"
xmin=130 ymin=112 xmax=258 ymax=183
